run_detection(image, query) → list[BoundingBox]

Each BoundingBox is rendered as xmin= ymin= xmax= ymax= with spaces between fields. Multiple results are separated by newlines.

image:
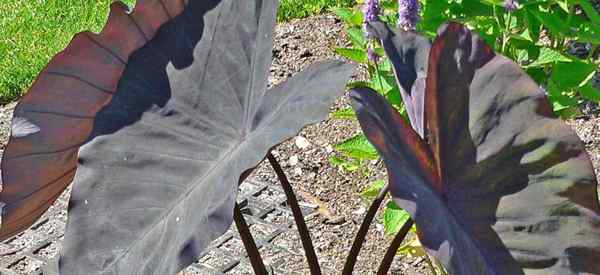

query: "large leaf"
xmin=1 ymin=0 xmax=355 ymax=274
xmin=0 ymin=0 xmax=189 ymax=242
xmin=367 ymin=21 xmax=431 ymax=137
xmin=351 ymin=22 xmax=600 ymax=274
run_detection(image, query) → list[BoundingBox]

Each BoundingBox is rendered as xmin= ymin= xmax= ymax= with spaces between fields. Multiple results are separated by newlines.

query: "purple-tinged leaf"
xmin=352 ymin=22 xmax=600 ymax=274
xmin=0 ymin=0 xmax=188 ymax=242
xmin=367 ymin=21 xmax=430 ymax=137
xmin=1 ymin=0 xmax=355 ymax=274
xmin=425 ymin=22 xmax=495 ymax=193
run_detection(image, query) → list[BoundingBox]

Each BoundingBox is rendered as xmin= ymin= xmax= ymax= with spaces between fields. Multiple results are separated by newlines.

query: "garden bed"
xmin=1 ymin=12 xmax=599 ymax=275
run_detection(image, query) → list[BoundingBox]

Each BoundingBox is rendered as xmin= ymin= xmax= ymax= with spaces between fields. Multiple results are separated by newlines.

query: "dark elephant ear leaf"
xmin=351 ymin=88 xmax=494 ymax=275
xmin=353 ymin=21 xmax=600 ymax=275
xmin=367 ymin=21 xmax=430 ymax=137
xmin=349 ymin=88 xmax=440 ymax=192
xmin=0 ymin=0 xmax=186 ymax=241
xmin=425 ymin=22 xmax=495 ymax=190
xmin=52 ymin=0 xmax=353 ymax=274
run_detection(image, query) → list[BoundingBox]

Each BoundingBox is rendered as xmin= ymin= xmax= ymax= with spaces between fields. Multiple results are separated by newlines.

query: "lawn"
xmin=0 ymin=0 xmax=355 ymax=104
xmin=278 ymin=0 xmax=355 ymax=22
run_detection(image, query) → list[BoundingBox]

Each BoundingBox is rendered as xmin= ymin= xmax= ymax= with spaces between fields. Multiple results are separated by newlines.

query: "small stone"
xmin=294 ymin=167 xmax=303 ymax=176
xmin=352 ymin=207 xmax=366 ymax=215
xmin=299 ymin=202 xmax=318 ymax=209
xmin=325 ymin=145 xmax=334 ymax=153
xmin=295 ymin=136 xmax=311 ymax=149
xmin=289 ymin=155 xmax=299 ymax=166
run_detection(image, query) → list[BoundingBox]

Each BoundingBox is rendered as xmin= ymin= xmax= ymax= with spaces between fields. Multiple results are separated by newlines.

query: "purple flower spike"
xmin=363 ymin=0 xmax=380 ymax=37
xmin=398 ymin=0 xmax=420 ymax=31
xmin=363 ymin=0 xmax=380 ymax=23
xmin=504 ymin=0 xmax=518 ymax=11
xmin=368 ymin=46 xmax=379 ymax=63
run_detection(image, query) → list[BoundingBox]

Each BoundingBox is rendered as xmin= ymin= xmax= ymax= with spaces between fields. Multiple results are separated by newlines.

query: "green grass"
xmin=0 ymin=0 xmax=136 ymax=104
xmin=278 ymin=0 xmax=356 ymax=22
xmin=0 ymin=0 xmax=355 ymax=104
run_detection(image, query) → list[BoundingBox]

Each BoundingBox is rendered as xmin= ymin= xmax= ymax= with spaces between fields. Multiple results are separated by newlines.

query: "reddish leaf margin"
xmin=0 ymin=0 xmax=187 ymax=241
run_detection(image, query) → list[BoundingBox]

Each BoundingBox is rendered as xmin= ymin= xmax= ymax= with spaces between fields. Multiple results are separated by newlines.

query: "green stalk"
xmin=502 ymin=11 xmax=512 ymax=54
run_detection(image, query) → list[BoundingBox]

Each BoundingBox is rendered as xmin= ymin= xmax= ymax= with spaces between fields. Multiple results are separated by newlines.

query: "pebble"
xmin=375 ymin=223 xmax=384 ymax=233
xmin=298 ymin=202 xmax=319 ymax=209
xmin=295 ymin=136 xmax=311 ymax=149
xmin=352 ymin=207 xmax=366 ymax=215
xmin=293 ymin=167 xmax=303 ymax=176
xmin=289 ymin=155 xmax=299 ymax=166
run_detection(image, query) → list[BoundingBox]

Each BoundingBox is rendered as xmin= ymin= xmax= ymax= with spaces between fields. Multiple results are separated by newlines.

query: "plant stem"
xmin=233 ymin=203 xmax=269 ymax=275
xmin=342 ymin=184 xmax=389 ymax=274
xmin=502 ymin=12 xmax=512 ymax=54
xmin=373 ymin=59 xmax=385 ymax=93
xmin=376 ymin=218 xmax=415 ymax=275
xmin=267 ymin=153 xmax=322 ymax=275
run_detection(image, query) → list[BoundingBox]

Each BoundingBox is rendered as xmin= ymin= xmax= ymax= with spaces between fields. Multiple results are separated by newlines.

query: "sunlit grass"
xmin=0 ymin=0 xmax=355 ymax=104
xmin=278 ymin=0 xmax=356 ymax=22
xmin=0 ymin=0 xmax=137 ymax=104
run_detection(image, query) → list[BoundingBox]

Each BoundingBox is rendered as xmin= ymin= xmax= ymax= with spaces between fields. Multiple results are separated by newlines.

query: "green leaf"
xmin=380 ymin=0 xmax=398 ymax=11
xmin=378 ymin=57 xmax=392 ymax=72
xmin=529 ymin=8 xmax=569 ymax=37
xmin=420 ymin=0 xmax=450 ymax=33
xmin=385 ymin=85 xmax=403 ymax=107
xmin=461 ymin=0 xmax=494 ymax=16
xmin=580 ymin=83 xmax=600 ymax=102
xmin=383 ymin=201 xmax=411 ymax=235
xmin=516 ymin=49 xmax=529 ymax=64
xmin=335 ymin=48 xmax=367 ymax=63
xmin=369 ymin=69 xmax=395 ymax=94
xmin=475 ymin=0 xmax=504 ymax=7
xmin=346 ymin=27 xmax=367 ymax=49
xmin=547 ymin=80 xmax=579 ymax=112
xmin=398 ymin=235 xmax=426 ymax=257
xmin=347 ymin=81 xmax=371 ymax=89
xmin=332 ymin=107 xmax=356 ymax=119
xmin=350 ymin=9 xmax=364 ymax=26
xmin=555 ymin=105 xmax=582 ymax=119
xmin=577 ymin=23 xmax=600 ymax=44
xmin=551 ymin=61 xmax=596 ymax=89
xmin=525 ymin=47 xmax=571 ymax=68
xmin=360 ymin=180 xmax=386 ymax=201
xmin=576 ymin=0 xmax=600 ymax=26
xmin=526 ymin=67 xmax=546 ymax=84
xmin=525 ymin=7 xmax=541 ymax=41
xmin=556 ymin=1 xmax=569 ymax=13
xmin=329 ymin=156 xmax=362 ymax=172
xmin=335 ymin=134 xmax=379 ymax=160
xmin=333 ymin=7 xmax=361 ymax=26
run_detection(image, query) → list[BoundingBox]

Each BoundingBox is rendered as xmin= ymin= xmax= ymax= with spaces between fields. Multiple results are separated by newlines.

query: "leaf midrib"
xmin=102 ymin=2 xmax=279 ymax=270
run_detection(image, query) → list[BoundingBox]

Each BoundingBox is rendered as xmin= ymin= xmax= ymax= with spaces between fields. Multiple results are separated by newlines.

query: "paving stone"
xmin=0 ymin=179 xmax=315 ymax=275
